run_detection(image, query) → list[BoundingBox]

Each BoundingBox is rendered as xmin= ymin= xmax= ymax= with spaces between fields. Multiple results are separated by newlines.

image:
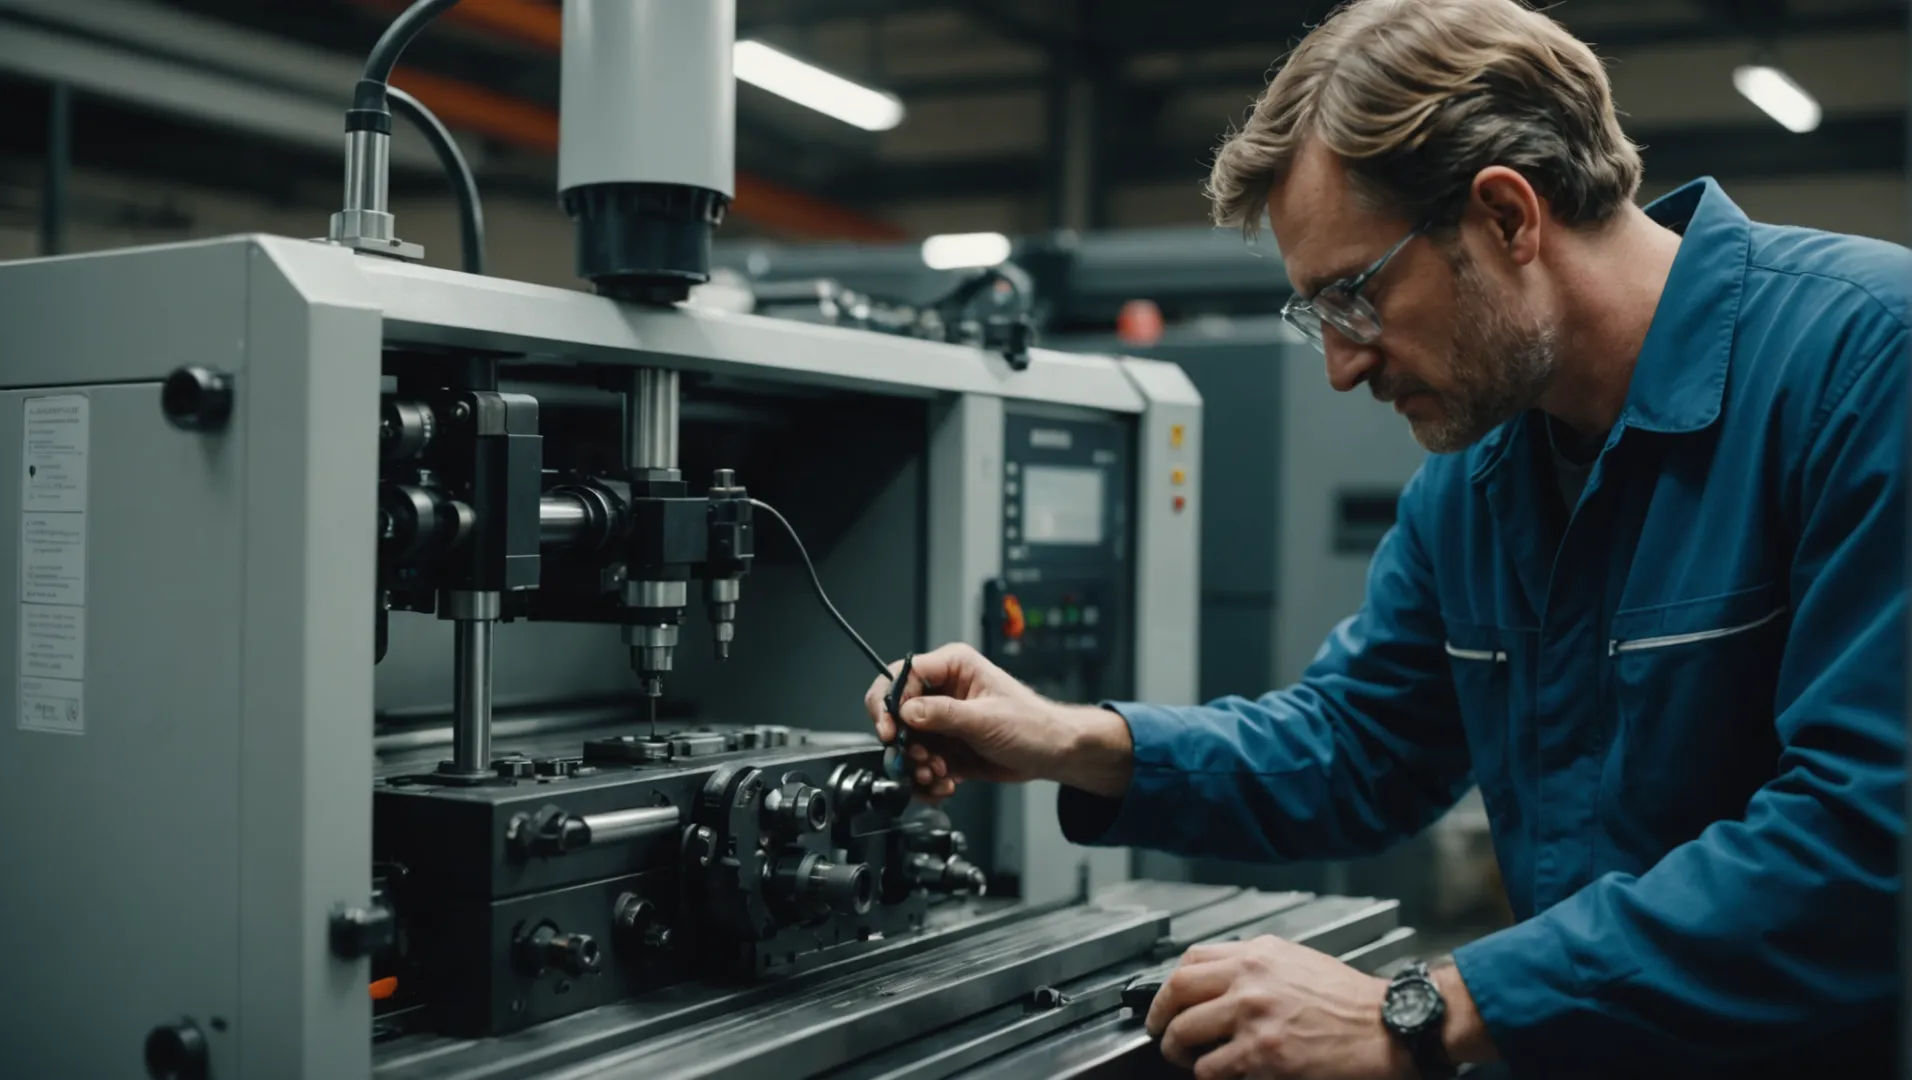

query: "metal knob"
xmin=514 ymin=923 xmax=602 ymax=978
xmin=762 ymin=781 xmax=829 ymax=837
xmin=144 ymin=1019 xmax=209 ymax=1080
xmin=328 ymin=902 xmax=395 ymax=960
xmin=814 ymin=858 xmax=874 ymax=915
xmin=161 ymin=366 xmax=233 ymax=432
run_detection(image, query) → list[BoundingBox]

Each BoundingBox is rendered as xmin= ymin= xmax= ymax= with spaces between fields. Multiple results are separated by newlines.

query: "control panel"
xmin=982 ymin=412 xmax=1133 ymax=703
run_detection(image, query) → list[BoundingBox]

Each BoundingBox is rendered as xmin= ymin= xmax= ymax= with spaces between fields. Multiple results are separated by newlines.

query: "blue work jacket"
xmin=1060 ymin=178 xmax=1908 ymax=1077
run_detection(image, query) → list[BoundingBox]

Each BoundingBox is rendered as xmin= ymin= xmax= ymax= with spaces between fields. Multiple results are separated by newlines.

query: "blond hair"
xmin=1208 ymin=0 xmax=1642 ymax=236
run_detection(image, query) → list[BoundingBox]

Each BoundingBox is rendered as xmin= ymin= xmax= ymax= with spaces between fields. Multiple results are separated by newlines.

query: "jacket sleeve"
xmin=1449 ymin=334 xmax=1907 ymax=1075
xmin=1057 ymin=463 xmax=1475 ymax=861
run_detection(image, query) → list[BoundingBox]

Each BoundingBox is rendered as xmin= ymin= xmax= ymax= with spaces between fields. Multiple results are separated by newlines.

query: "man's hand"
xmin=1145 ymin=936 xmax=1495 ymax=1079
xmin=860 ymin=642 xmax=1133 ymax=801
xmin=1146 ymin=936 xmax=1407 ymax=1080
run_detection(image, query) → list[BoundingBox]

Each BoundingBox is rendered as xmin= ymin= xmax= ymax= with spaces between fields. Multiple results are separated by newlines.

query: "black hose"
xmin=363 ymin=0 xmax=464 ymax=85
xmin=386 ymin=85 xmax=486 ymax=275
xmin=349 ymin=0 xmax=464 ymax=128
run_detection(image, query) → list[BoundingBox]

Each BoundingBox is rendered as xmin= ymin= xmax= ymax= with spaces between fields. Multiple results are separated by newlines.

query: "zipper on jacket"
xmin=1443 ymin=641 xmax=1507 ymax=663
xmin=1608 ymin=605 xmax=1787 ymax=657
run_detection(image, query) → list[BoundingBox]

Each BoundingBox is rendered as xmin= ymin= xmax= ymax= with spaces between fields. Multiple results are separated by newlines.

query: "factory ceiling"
xmin=0 ymin=0 xmax=1903 ymax=240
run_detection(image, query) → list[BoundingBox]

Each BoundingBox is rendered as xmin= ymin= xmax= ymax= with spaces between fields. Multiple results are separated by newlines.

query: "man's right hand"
xmin=861 ymin=642 xmax=1134 ymax=802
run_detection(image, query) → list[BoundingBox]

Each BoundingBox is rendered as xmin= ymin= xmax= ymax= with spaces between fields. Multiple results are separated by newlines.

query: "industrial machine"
xmin=710 ymin=226 xmax=1453 ymax=913
xmin=0 ymin=2 xmax=1427 ymax=1077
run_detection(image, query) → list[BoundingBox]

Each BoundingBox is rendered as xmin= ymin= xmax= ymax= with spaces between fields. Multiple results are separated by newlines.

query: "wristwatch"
xmin=1381 ymin=961 xmax=1455 ymax=1080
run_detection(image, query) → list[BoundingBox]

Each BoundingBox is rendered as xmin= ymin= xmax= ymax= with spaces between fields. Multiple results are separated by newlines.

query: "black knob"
xmin=763 ymin=781 xmax=829 ymax=837
xmin=614 ymin=893 xmax=677 ymax=956
xmin=868 ymin=777 xmax=912 ymax=817
xmin=515 ymin=923 xmax=601 ymax=977
xmin=814 ymin=858 xmax=874 ymax=916
xmin=162 ymin=367 xmax=234 ymax=432
xmin=907 ymin=853 xmax=989 ymax=896
xmin=329 ymin=902 xmax=394 ymax=960
xmin=144 ymin=1018 xmax=209 ymax=1080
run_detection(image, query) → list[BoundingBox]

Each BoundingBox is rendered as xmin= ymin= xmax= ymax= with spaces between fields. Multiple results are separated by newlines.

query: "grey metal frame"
xmin=0 ymin=234 xmax=1202 ymax=1077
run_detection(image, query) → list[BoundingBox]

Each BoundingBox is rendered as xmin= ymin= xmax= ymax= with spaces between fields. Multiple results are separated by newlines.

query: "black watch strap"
xmin=1387 ymin=962 xmax=1456 ymax=1080
xmin=1406 ymin=1021 xmax=1456 ymax=1080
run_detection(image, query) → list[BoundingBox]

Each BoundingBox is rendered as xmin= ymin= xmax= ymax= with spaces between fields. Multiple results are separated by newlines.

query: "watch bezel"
xmin=1382 ymin=974 xmax=1442 ymax=1032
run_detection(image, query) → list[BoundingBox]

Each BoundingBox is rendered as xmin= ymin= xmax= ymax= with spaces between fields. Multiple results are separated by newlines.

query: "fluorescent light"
xmin=733 ymin=39 xmax=905 ymax=132
xmin=921 ymin=232 xmax=1012 ymax=270
xmin=1733 ymin=65 xmax=1821 ymax=134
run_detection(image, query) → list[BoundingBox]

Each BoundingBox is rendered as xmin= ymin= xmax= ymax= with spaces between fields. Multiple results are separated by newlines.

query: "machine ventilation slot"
xmin=1332 ymin=489 xmax=1400 ymax=554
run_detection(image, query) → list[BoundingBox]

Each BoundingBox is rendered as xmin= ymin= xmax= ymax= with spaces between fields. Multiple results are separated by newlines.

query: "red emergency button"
xmin=1002 ymin=594 xmax=1026 ymax=640
xmin=1172 ymin=496 xmax=1187 ymax=513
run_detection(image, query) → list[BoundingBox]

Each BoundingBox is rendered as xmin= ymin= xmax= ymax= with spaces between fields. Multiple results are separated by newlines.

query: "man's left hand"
xmin=1144 ymin=935 xmax=1411 ymax=1080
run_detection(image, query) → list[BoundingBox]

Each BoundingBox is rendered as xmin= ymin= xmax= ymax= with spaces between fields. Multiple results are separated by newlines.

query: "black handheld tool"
xmin=882 ymin=652 xmax=919 ymax=782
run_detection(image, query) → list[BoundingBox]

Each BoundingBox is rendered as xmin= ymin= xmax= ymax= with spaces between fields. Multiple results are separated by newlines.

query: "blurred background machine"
xmin=704 ymin=227 xmax=1506 ymax=935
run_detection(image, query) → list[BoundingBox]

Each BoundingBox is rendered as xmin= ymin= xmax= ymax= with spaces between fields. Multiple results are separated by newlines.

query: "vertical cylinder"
xmin=343 ymin=129 xmax=392 ymax=215
xmin=628 ymin=368 xmax=680 ymax=473
xmin=42 ymin=83 xmax=69 ymax=257
xmin=450 ymin=617 xmax=494 ymax=774
xmin=559 ymin=0 xmax=736 ymax=300
xmin=558 ymin=0 xmax=735 ymax=198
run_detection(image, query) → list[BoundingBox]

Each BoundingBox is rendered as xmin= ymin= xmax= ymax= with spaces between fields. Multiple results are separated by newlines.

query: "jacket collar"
xmin=1469 ymin=177 xmax=1749 ymax=484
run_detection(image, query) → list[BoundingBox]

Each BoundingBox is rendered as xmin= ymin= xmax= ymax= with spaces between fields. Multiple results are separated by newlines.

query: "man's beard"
xmin=1373 ymin=251 xmax=1557 ymax=454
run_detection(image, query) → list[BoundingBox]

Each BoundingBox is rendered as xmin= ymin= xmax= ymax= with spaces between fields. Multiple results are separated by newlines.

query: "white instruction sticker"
xmin=19 ymin=676 xmax=83 ymax=735
xmin=20 ymin=605 xmax=83 ymax=680
xmin=20 ymin=512 xmax=85 ymax=606
xmin=19 ymin=394 xmax=87 ymax=736
xmin=22 ymin=396 xmax=88 ymax=513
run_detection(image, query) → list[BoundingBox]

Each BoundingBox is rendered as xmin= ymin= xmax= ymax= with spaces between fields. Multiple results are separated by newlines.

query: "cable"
xmin=748 ymin=499 xmax=891 ymax=679
xmin=348 ymin=0 xmax=464 ymax=131
xmin=751 ymin=497 xmax=921 ymax=781
xmin=386 ymin=86 xmax=486 ymax=276
xmin=363 ymin=0 xmax=464 ymax=86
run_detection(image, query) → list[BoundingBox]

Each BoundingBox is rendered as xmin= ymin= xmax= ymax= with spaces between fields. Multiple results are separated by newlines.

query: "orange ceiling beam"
xmin=437 ymin=0 xmax=562 ymax=52
xmin=365 ymin=0 xmax=905 ymax=241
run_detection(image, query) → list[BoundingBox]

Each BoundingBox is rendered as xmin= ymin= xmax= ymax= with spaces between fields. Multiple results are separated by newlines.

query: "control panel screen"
xmin=1023 ymin=466 xmax=1104 ymax=545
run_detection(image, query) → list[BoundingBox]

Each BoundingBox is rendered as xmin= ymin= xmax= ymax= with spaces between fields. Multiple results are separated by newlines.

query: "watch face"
xmin=1385 ymin=979 xmax=1440 ymax=1030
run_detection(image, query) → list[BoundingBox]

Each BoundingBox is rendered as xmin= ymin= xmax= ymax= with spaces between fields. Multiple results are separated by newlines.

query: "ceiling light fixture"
xmin=921 ymin=232 xmax=1013 ymax=270
xmin=733 ymin=39 xmax=905 ymax=132
xmin=1732 ymin=64 xmax=1822 ymax=134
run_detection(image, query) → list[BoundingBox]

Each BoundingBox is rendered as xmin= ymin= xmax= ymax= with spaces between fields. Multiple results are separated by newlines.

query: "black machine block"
xmin=374 ymin=735 xmax=963 ymax=1038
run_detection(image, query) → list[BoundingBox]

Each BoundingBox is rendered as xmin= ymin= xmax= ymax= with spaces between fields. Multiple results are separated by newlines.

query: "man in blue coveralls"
xmin=863 ymin=0 xmax=1907 ymax=1076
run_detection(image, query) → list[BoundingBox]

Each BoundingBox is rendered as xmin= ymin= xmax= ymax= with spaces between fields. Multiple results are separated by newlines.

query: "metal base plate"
xmin=373 ymin=883 xmax=1416 ymax=1080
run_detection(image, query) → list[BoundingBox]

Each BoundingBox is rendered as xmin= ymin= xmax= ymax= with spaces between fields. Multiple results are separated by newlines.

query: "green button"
xmin=1065 ymin=607 xmax=1080 ymax=625
xmin=1027 ymin=608 xmax=1045 ymax=628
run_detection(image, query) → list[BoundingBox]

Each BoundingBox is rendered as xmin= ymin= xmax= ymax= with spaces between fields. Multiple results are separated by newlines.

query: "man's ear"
xmin=1470 ymin=167 xmax=1542 ymax=266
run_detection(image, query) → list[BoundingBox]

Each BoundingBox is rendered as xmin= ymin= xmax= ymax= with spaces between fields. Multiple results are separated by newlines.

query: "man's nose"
xmin=1323 ymin=330 xmax=1380 ymax=393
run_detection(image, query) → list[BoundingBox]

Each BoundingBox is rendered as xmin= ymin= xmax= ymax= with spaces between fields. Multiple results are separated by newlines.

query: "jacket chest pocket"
xmin=1443 ymin=625 xmax=1523 ymax=803
xmin=1607 ymin=583 xmax=1788 ymax=840
xmin=1442 ymin=620 xmax=1532 ymax=914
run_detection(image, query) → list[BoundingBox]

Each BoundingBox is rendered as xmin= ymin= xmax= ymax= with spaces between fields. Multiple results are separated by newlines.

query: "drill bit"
xmin=648 ymin=695 xmax=657 ymax=740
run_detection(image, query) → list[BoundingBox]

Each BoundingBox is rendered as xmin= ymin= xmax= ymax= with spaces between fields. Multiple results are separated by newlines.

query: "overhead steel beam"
xmin=0 ymin=0 xmax=448 ymax=171
xmin=827 ymin=112 xmax=1908 ymax=203
xmin=881 ymin=5 xmax=1907 ymax=99
xmin=738 ymin=0 xmax=980 ymax=35
xmin=0 ymin=0 xmax=363 ymax=100
xmin=961 ymin=0 xmax=1070 ymax=51
xmin=0 ymin=20 xmax=444 ymax=168
xmin=1632 ymin=113 xmax=1907 ymax=181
